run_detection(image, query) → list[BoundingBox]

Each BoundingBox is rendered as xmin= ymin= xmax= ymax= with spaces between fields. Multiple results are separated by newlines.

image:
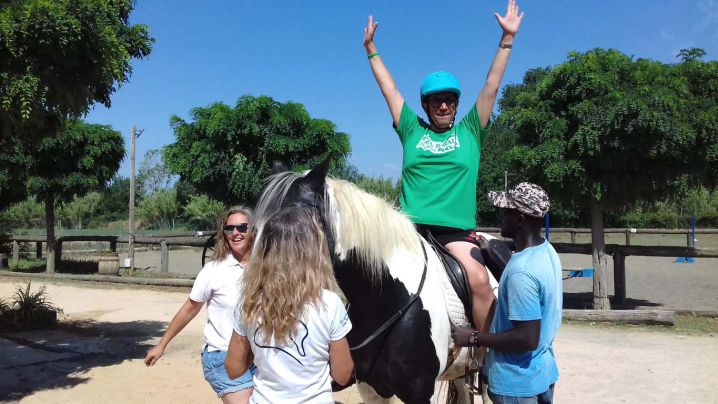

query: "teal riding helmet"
xmin=420 ymin=71 xmax=462 ymax=99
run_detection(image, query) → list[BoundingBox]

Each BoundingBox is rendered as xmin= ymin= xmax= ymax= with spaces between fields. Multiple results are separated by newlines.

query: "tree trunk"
xmin=45 ymin=196 xmax=57 ymax=273
xmin=589 ymin=198 xmax=611 ymax=310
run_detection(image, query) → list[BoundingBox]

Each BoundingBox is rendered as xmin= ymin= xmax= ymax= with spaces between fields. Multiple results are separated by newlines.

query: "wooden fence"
xmin=4 ymin=228 xmax=717 ymax=305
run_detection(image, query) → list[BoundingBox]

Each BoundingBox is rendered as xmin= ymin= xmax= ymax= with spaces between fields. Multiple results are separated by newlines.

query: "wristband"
xmin=367 ymin=52 xmax=380 ymax=59
xmin=499 ymin=43 xmax=513 ymax=49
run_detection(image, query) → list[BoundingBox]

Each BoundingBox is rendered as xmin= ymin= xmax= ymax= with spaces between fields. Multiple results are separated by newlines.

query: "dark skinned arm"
xmin=452 ymin=319 xmax=540 ymax=353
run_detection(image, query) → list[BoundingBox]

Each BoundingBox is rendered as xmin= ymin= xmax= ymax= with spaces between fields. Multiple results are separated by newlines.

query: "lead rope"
xmin=349 ymin=238 xmax=429 ymax=351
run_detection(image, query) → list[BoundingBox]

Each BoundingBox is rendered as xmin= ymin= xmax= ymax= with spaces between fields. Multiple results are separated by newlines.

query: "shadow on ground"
xmin=0 ymin=319 xmax=165 ymax=401
xmin=563 ymin=292 xmax=662 ymax=309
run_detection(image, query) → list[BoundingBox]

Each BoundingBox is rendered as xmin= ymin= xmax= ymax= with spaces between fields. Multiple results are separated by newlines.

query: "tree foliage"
xmin=137 ymin=188 xmax=180 ymax=230
xmin=0 ymin=198 xmax=44 ymax=229
xmin=0 ymin=0 xmax=153 ymax=143
xmin=59 ymin=191 xmax=102 ymax=229
xmin=28 ymin=121 xmax=125 ymax=205
xmin=137 ymin=149 xmax=176 ymax=197
xmin=496 ymin=49 xmax=717 ymax=213
xmin=0 ymin=0 xmax=153 ymax=209
xmin=164 ymin=95 xmax=351 ymax=204
xmin=183 ymin=194 xmax=225 ymax=230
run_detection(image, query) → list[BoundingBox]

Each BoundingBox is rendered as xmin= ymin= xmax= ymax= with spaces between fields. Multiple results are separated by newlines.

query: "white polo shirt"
xmin=190 ymin=255 xmax=244 ymax=352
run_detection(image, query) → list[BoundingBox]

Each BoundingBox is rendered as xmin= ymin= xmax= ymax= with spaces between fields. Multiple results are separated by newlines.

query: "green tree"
xmin=137 ymin=149 xmax=176 ymax=197
xmin=94 ymin=176 xmax=130 ymax=223
xmin=0 ymin=198 xmax=44 ymax=229
xmin=28 ymin=121 xmax=125 ymax=271
xmin=164 ymin=96 xmax=351 ymax=204
xmin=0 ymin=0 xmax=153 ymax=209
xmin=356 ymin=176 xmax=401 ymax=204
xmin=496 ymin=49 xmax=717 ymax=309
xmin=137 ymin=188 xmax=180 ymax=230
xmin=60 ymin=192 xmax=102 ymax=229
xmin=184 ymin=194 xmax=225 ymax=230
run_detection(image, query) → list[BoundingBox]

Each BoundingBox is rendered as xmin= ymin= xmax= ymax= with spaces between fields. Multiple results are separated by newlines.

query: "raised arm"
xmin=476 ymin=0 xmax=524 ymax=129
xmin=364 ymin=15 xmax=404 ymax=126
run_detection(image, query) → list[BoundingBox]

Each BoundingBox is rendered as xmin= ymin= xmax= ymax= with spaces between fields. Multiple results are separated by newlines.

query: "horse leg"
xmin=357 ymin=382 xmax=393 ymax=404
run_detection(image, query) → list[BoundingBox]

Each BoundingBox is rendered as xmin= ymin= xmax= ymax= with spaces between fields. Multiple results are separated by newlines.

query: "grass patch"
xmin=563 ymin=314 xmax=718 ymax=336
xmin=6 ymin=258 xmax=46 ymax=273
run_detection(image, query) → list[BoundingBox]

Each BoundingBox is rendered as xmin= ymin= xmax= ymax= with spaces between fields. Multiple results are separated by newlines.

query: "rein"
xmin=349 ymin=238 xmax=429 ymax=351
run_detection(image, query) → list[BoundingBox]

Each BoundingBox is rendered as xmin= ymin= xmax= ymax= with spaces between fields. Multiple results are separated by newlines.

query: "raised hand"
xmin=363 ymin=15 xmax=379 ymax=48
xmin=494 ymin=0 xmax=524 ymax=37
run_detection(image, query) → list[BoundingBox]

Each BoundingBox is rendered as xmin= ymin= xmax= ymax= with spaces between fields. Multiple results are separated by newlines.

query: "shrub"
xmin=0 ymin=282 xmax=62 ymax=330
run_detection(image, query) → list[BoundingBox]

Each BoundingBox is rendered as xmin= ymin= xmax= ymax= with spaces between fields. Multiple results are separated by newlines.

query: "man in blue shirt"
xmin=453 ymin=182 xmax=562 ymax=403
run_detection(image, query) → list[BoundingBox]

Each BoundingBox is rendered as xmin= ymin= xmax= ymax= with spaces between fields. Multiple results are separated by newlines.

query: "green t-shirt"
xmin=394 ymin=103 xmax=488 ymax=230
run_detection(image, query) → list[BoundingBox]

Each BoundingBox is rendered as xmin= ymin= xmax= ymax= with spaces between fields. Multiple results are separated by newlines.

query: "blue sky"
xmin=86 ymin=0 xmax=718 ymax=180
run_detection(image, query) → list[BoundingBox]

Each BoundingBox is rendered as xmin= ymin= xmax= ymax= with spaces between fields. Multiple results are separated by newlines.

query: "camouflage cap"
xmin=488 ymin=182 xmax=550 ymax=218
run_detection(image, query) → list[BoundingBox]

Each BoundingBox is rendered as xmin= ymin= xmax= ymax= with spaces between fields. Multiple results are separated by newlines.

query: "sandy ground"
xmin=1 ymin=278 xmax=717 ymax=404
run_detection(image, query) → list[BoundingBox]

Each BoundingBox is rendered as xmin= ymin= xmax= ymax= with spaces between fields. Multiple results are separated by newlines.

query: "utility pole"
xmin=504 ymin=170 xmax=508 ymax=191
xmin=128 ymin=125 xmax=136 ymax=273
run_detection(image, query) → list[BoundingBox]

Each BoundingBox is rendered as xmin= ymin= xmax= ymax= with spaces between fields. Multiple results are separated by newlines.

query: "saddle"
xmin=424 ymin=231 xmax=514 ymax=325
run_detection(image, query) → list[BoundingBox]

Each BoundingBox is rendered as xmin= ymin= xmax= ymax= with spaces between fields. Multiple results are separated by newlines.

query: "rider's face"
xmin=423 ymin=92 xmax=458 ymax=131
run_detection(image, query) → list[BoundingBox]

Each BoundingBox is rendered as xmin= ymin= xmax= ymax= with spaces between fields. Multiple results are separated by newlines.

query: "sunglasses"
xmin=429 ymin=96 xmax=458 ymax=108
xmin=223 ymin=223 xmax=249 ymax=234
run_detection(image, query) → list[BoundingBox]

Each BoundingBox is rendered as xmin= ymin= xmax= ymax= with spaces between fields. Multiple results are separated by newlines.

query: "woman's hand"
xmin=144 ymin=345 xmax=165 ymax=366
xmin=494 ymin=0 xmax=524 ymax=37
xmin=363 ymin=15 xmax=379 ymax=49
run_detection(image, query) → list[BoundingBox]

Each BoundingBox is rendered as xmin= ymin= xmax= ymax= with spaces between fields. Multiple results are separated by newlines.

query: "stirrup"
xmin=464 ymin=345 xmax=482 ymax=395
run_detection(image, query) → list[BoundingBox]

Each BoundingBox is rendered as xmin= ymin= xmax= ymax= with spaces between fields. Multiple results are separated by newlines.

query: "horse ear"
xmin=305 ymin=157 xmax=332 ymax=192
xmin=270 ymin=160 xmax=289 ymax=174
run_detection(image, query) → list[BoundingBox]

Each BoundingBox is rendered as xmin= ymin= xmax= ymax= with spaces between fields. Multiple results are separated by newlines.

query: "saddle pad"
xmin=434 ymin=247 xmax=467 ymax=326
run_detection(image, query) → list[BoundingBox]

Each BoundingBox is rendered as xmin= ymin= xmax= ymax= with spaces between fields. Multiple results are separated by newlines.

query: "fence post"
xmin=613 ymin=250 xmax=626 ymax=305
xmin=160 ymin=240 xmax=169 ymax=273
xmin=110 ymin=240 xmax=117 ymax=253
xmin=625 ymin=230 xmax=631 ymax=246
xmin=570 ymin=231 xmax=576 ymax=244
xmin=686 ymin=232 xmax=691 ymax=247
xmin=96 ymin=241 xmax=102 ymax=253
xmin=12 ymin=240 xmax=20 ymax=267
xmin=35 ymin=242 xmax=42 ymax=258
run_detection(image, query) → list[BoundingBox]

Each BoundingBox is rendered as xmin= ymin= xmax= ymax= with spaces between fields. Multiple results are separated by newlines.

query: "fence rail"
xmin=4 ymin=229 xmax=717 ymax=305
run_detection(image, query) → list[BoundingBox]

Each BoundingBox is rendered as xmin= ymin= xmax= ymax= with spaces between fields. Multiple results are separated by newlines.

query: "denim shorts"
xmin=201 ymin=347 xmax=256 ymax=397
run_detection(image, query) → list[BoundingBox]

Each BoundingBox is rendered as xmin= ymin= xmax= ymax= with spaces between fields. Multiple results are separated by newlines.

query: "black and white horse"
xmin=253 ymin=160 xmax=498 ymax=403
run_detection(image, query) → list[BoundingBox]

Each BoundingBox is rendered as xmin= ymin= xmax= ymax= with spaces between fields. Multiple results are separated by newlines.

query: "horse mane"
xmin=326 ymin=178 xmax=421 ymax=277
xmin=253 ymin=172 xmax=422 ymax=281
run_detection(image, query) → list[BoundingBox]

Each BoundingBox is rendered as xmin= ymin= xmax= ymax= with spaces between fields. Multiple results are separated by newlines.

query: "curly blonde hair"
xmin=212 ymin=205 xmax=253 ymax=261
xmin=240 ymin=206 xmax=338 ymax=345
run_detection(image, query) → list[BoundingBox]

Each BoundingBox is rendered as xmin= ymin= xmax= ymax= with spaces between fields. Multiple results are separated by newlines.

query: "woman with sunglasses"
xmin=145 ymin=206 xmax=256 ymax=403
xmin=363 ymin=0 xmax=524 ymax=335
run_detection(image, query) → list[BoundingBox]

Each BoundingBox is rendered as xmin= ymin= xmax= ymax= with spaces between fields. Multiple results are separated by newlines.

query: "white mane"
xmin=326 ymin=178 xmax=421 ymax=277
xmin=253 ymin=172 xmax=422 ymax=280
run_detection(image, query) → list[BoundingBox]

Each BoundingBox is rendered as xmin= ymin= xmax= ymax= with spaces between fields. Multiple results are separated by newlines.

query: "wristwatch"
xmin=468 ymin=331 xmax=480 ymax=347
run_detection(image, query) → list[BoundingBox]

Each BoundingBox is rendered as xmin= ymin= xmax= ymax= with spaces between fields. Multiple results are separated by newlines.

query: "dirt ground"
xmin=1 ymin=278 xmax=717 ymax=404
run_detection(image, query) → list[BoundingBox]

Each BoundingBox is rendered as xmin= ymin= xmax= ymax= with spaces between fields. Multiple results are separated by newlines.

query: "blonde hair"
xmin=241 ymin=206 xmax=338 ymax=345
xmin=212 ymin=205 xmax=254 ymax=261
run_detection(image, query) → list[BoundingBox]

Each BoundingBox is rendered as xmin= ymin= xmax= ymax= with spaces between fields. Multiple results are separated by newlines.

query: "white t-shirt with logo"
xmin=234 ymin=289 xmax=352 ymax=404
xmin=189 ymin=255 xmax=244 ymax=352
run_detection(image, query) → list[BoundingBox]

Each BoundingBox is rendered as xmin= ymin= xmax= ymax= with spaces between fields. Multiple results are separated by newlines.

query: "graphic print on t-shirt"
xmin=415 ymin=131 xmax=460 ymax=154
xmin=252 ymin=321 xmax=309 ymax=365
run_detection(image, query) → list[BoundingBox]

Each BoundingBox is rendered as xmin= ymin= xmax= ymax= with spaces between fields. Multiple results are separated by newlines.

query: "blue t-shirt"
xmin=486 ymin=239 xmax=563 ymax=396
